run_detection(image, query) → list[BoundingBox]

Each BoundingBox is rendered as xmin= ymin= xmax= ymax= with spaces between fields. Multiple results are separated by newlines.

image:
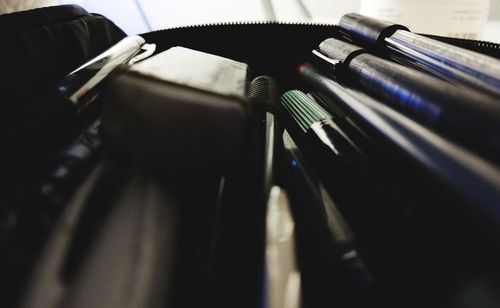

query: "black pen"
xmin=249 ymin=77 xmax=303 ymax=308
xmin=314 ymin=38 xmax=500 ymax=162
xmin=281 ymin=89 xmax=367 ymax=170
xmin=248 ymin=76 xmax=281 ymax=200
xmin=305 ymin=91 xmax=376 ymax=157
xmin=299 ymin=63 xmax=500 ymax=232
xmin=280 ymin=89 xmax=377 ymax=224
xmin=281 ymin=129 xmax=372 ymax=289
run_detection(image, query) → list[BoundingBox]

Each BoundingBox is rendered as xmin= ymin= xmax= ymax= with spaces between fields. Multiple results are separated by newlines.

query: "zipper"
xmin=418 ymin=33 xmax=500 ymax=59
xmin=144 ymin=20 xmax=338 ymax=32
xmin=143 ymin=21 xmax=500 ymax=60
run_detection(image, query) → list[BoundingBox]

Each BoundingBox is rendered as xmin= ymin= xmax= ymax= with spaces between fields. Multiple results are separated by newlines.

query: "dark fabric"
xmin=0 ymin=4 xmax=125 ymax=189
xmin=0 ymin=5 xmax=125 ymax=133
xmin=0 ymin=6 xmax=126 ymax=306
xmin=0 ymin=4 xmax=125 ymax=97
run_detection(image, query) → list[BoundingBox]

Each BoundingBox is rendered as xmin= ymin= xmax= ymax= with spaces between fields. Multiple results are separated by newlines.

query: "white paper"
xmin=138 ymin=0 xmax=267 ymax=29
xmin=270 ymin=0 xmax=310 ymax=21
xmin=360 ymin=0 xmax=490 ymax=39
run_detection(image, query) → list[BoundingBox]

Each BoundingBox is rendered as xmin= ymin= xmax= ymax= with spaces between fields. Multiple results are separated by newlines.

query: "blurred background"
xmin=62 ymin=0 xmax=499 ymax=42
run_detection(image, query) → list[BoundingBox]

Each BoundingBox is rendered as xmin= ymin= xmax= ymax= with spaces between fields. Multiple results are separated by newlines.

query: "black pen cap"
xmin=339 ymin=13 xmax=409 ymax=48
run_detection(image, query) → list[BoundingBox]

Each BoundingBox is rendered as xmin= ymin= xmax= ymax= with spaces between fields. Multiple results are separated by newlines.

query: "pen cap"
xmin=339 ymin=13 xmax=409 ymax=49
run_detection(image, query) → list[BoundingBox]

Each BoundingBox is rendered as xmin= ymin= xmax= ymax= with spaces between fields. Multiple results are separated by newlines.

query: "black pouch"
xmin=12 ymin=20 xmax=500 ymax=308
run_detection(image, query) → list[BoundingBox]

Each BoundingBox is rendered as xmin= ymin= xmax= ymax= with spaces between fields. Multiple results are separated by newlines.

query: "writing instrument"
xmin=2 ymin=37 xmax=155 ymax=194
xmin=281 ymin=88 xmax=407 ymax=224
xmin=58 ymin=35 xmax=156 ymax=113
xmin=281 ymin=89 xmax=379 ymax=229
xmin=314 ymin=38 xmax=500 ymax=162
xmin=281 ymin=130 xmax=372 ymax=289
xmin=339 ymin=13 xmax=500 ymax=98
xmin=299 ymin=63 xmax=500 ymax=232
xmin=305 ymin=91 xmax=375 ymax=155
xmin=248 ymin=76 xmax=281 ymax=200
xmin=40 ymin=119 xmax=102 ymax=209
xmin=249 ymin=77 xmax=302 ymax=308
xmin=264 ymin=186 xmax=301 ymax=308
xmin=281 ymin=89 xmax=367 ymax=169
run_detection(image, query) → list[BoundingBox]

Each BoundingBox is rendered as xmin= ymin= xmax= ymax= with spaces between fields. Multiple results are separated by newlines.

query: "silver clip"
xmin=129 ymin=43 xmax=157 ymax=65
xmin=312 ymin=49 xmax=342 ymax=72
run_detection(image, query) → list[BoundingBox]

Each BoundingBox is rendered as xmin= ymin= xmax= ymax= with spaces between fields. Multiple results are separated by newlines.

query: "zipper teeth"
xmin=418 ymin=33 xmax=500 ymax=59
xmin=145 ymin=20 xmax=338 ymax=34
xmin=142 ymin=21 xmax=500 ymax=61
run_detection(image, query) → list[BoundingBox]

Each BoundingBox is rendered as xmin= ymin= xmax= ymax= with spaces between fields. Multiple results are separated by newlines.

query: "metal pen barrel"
xmin=339 ymin=13 xmax=500 ymax=98
xmin=317 ymin=38 xmax=500 ymax=161
xmin=385 ymin=30 xmax=500 ymax=97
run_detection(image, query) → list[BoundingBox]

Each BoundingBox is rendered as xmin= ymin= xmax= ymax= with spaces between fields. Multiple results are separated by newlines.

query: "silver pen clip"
xmin=312 ymin=49 xmax=342 ymax=73
xmin=129 ymin=43 xmax=156 ymax=65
